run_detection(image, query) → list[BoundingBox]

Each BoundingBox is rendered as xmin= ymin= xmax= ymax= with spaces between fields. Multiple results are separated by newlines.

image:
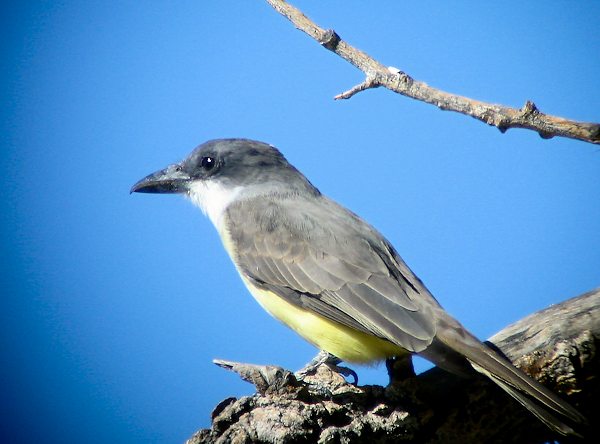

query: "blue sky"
xmin=1 ymin=1 xmax=599 ymax=442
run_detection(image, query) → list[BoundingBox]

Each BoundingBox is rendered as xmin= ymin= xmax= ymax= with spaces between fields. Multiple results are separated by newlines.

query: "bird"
xmin=131 ymin=138 xmax=585 ymax=436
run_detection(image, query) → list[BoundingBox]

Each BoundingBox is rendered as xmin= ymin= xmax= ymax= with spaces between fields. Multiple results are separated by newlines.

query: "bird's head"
xmin=131 ymin=138 xmax=317 ymax=228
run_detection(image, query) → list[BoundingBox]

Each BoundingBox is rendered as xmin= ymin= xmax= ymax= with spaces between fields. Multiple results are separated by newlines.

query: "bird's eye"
xmin=201 ymin=156 xmax=215 ymax=170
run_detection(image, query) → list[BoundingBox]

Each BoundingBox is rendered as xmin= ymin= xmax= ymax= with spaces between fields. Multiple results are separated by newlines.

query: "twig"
xmin=266 ymin=0 xmax=600 ymax=145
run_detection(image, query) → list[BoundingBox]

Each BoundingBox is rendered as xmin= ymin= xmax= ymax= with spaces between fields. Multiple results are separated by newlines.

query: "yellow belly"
xmin=242 ymin=277 xmax=406 ymax=363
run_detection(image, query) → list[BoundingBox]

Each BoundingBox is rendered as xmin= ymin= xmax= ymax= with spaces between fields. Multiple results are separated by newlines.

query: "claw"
xmin=295 ymin=350 xmax=359 ymax=385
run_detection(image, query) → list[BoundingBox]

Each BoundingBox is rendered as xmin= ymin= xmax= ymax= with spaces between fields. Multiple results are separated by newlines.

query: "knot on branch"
xmin=319 ymin=29 xmax=340 ymax=51
xmin=381 ymin=66 xmax=414 ymax=94
xmin=519 ymin=101 xmax=555 ymax=139
xmin=522 ymin=100 xmax=540 ymax=117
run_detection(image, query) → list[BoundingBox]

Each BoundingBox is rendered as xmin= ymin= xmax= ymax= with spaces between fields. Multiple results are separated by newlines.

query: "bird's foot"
xmin=295 ymin=350 xmax=359 ymax=385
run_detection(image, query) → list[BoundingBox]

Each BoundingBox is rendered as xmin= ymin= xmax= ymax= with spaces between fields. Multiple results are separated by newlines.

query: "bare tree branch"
xmin=266 ymin=0 xmax=600 ymax=145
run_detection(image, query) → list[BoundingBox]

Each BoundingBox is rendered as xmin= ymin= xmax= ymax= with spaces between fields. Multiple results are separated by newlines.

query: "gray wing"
xmin=226 ymin=195 xmax=439 ymax=353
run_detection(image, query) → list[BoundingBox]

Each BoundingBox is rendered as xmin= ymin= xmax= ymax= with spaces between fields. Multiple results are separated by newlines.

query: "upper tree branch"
xmin=266 ymin=0 xmax=600 ymax=145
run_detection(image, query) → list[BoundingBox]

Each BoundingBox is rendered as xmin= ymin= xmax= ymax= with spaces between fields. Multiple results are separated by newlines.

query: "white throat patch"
xmin=186 ymin=180 xmax=243 ymax=232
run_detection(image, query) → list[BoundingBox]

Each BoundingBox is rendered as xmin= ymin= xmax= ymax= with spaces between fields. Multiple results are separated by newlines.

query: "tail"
xmin=431 ymin=319 xmax=587 ymax=437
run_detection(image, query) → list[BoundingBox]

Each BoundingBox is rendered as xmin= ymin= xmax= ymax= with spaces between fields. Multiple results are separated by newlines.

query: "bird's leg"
xmin=295 ymin=350 xmax=359 ymax=385
xmin=385 ymin=355 xmax=415 ymax=385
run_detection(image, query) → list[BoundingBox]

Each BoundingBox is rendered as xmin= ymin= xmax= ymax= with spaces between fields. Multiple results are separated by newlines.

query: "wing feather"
xmin=316 ymin=253 xmax=372 ymax=283
xmin=365 ymin=274 xmax=419 ymax=311
xmin=344 ymin=284 xmax=434 ymax=342
xmin=297 ymin=254 xmax=346 ymax=290
xmin=227 ymin=195 xmax=438 ymax=352
xmin=269 ymin=257 xmax=304 ymax=290
xmin=284 ymin=262 xmax=322 ymax=294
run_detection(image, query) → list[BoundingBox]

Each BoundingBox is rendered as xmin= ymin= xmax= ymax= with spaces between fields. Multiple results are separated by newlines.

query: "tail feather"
xmin=470 ymin=362 xmax=582 ymax=437
xmin=436 ymin=323 xmax=586 ymax=437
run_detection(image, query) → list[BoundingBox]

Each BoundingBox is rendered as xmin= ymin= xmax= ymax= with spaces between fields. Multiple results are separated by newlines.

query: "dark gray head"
xmin=131 ymin=139 xmax=317 ymax=195
xmin=131 ymin=139 xmax=320 ymax=228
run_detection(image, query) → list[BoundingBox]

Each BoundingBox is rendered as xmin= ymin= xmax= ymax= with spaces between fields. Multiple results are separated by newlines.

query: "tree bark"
xmin=187 ymin=289 xmax=598 ymax=443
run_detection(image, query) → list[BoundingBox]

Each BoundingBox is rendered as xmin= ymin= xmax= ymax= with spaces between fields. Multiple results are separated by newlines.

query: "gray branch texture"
xmin=266 ymin=0 xmax=600 ymax=145
xmin=188 ymin=289 xmax=598 ymax=443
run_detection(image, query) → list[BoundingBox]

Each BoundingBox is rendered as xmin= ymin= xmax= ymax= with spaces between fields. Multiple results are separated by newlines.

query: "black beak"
xmin=130 ymin=164 xmax=192 ymax=194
